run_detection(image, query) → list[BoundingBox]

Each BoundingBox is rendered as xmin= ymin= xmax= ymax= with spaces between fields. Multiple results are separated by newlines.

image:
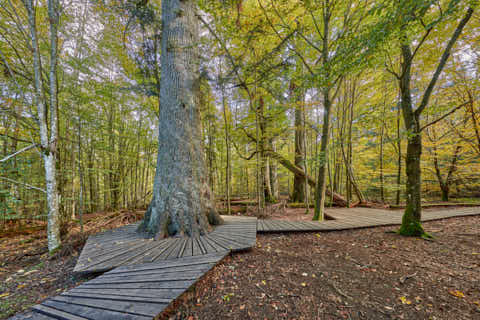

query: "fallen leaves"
xmin=399 ymin=296 xmax=412 ymax=305
xmin=448 ymin=290 xmax=465 ymax=298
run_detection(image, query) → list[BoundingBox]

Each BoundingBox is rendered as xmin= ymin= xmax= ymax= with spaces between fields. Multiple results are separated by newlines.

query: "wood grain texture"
xmin=28 ymin=252 xmax=228 ymax=320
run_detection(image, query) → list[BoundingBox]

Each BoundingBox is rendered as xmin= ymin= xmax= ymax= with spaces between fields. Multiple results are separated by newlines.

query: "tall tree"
xmin=23 ymin=0 xmax=61 ymax=252
xmin=392 ymin=2 xmax=474 ymax=236
xmin=138 ymin=0 xmax=223 ymax=239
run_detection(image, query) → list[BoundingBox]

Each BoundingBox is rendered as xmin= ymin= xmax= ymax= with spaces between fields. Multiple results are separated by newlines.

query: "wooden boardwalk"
xmin=14 ymin=207 xmax=480 ymax=319
xmin=74 ymin=216 xmax=257 ymax=274
xmin=19 ymin=252 xmax=227 ymax=320
xmin=257 ymin=207 xmax=480 ymax=232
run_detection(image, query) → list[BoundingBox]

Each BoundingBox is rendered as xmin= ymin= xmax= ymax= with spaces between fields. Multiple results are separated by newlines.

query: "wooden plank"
xmin=194 ymin=237 xmax=207 ymax=255
xmin=100 ymin=265 xmax=212 ymax=280
xmin=199 ymin=236 xmax=223 ymax=253
xmin=32 ymin=304 xmax=88 ymax=320
xmin=191 ymin=237 xmax=203 ymax=256
xmin=146 ymin=238 xmax=178 ymax=262
xmin=106 ymin=252 xmax=226 ymax=274
xmin=42 ymin=300 xmax=152 ymax=320
xmin=181 ymin=237 xmax=193 ymax=258
xmin=80 ymin=280 xmax=196 ymax=290
xmin=51 ymin=295 xmax=165 ymax=317
xmin=61 ymin=292 xmax=171 ymax=304
xmin=203 ymin=235 xmax=232 ymax=251
xmin=165 ymin=238 xmax=187 ymax=259
xmin=68 ymin=288 xmax=184 ymax=300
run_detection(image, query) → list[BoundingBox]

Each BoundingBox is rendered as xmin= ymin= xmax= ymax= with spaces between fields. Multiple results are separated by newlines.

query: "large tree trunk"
xmin=138 ymin=0 xmax=222 ymax=239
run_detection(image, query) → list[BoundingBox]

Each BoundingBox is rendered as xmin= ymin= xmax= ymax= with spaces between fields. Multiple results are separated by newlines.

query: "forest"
xmin=1 ymin=0 xmax=479 ymax=242
xmin=0 ymin=0 xmax=480 ymax=319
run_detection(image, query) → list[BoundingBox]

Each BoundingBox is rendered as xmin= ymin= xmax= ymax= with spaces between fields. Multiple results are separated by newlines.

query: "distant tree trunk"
xmin=221 ymin=75 xmax=231 ymax=215
xmin=313 ymin=86 xmax=332 ymax=221
xmin=291 ymin=81 xmax=306 ymax=203
xmin=396 ymin=103 xmax=402 ymax=205
xmin=269 ymin=139 xmax=279 ymax=200
xmin=258 ymin=97 xmax=274 ymax=203
xmin=313 ymin=2 xmax=332 ymax=221
xmin=431 ymin=131 xmax=461 ymax=202
xmin=379 ymin=97 xmax=386 ymax=203
xmin=138 ymin=0 xmax=223 ymax=239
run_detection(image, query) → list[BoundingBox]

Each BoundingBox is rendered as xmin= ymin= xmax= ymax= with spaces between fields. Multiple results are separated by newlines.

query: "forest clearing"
xmin=1 ymin=0 xmax=480 ymax=319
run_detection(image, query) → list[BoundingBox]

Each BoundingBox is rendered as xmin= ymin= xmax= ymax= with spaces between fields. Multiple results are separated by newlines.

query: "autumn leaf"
xmin=0 ymin=293 xmax=9 ymax=298
xmin=399 ymin=296 xmax=412 ymax=304
xmin=448 ymin=290 xmax=465 ymax=298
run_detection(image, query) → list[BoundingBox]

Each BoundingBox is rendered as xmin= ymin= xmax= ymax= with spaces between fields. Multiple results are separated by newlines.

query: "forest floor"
xmin=1 ymin=207 xmax=479 ymax=319
xmin=0 ymin=210 xmax=143 ymax=319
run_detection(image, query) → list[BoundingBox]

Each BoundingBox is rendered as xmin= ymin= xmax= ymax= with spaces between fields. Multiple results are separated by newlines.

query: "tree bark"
xmin=291 ymin=81 xmax=306 ymax=203
xmin=138 ymin=0 xmax=222 ymax=239
xmin=397 ymin=7 xmax=473 ymax=236
xmin=25 ymin=0 xmax=61 ymax=252
xmin=313 ymin=0 xmax=332 ymax=221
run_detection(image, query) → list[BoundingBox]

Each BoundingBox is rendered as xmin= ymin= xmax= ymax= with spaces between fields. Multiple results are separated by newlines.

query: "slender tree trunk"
xmin=397 ymin=7 xmax=473 ymax=236
xmin=396 ymin=103 xmax=402 ymax=205
xmin=25 ymin=0 xmax=61 ymax=251
xmin=291 ymin=81 xmax=306 ymax=203
xmin=313 ymin=87 xmax=332 ymax=221
xmin=313 ymin=1 xmax=332 ymax=221
xmin=379 ymin=100 xmax=386 ymax=203
xmin=221 ymin=75 xmax=231 ymax=215
xmin=138 ymin=0 xmax=222 ymax=239
xmin=269 ymin=139 xmax=279 ymax=200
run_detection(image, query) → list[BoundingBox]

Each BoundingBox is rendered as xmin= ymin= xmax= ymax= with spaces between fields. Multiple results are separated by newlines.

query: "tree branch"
xmin=0 ymin=176 xmax=46 ymax=193
xmin=420 ymin=100 xmax=471 ymax=131
xmin=0 ymin=144 xmax=39 ymax=163
xmin=415 ymin=7 xmax=474 ymax=116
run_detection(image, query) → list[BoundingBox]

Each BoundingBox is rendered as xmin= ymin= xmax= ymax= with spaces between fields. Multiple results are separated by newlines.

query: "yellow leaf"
xmin=261 ymin=280 xmax=266 ymax=285
xmin=449 ymin=290 xmax=465 ymax=298
xmin=400 ymin=296 xmax=412 ymax=304
xmin=0 ymin=293 xmax=9 ymax=298
xmin=17 ymin=284 xmax=26 ymax=289
xmin=301 ymin=282 xmax=307 ymax=287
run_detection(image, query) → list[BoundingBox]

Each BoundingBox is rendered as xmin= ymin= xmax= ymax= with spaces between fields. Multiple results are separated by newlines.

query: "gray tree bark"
xmin=138 ymin=0 xmax=222 ymax=239
xmin=24 ymin=0 xmax=61 ymax=252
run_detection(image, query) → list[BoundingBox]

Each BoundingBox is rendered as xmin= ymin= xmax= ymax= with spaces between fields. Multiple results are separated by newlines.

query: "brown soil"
xmin=164 ymin=215 xmax=480 ymax=320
